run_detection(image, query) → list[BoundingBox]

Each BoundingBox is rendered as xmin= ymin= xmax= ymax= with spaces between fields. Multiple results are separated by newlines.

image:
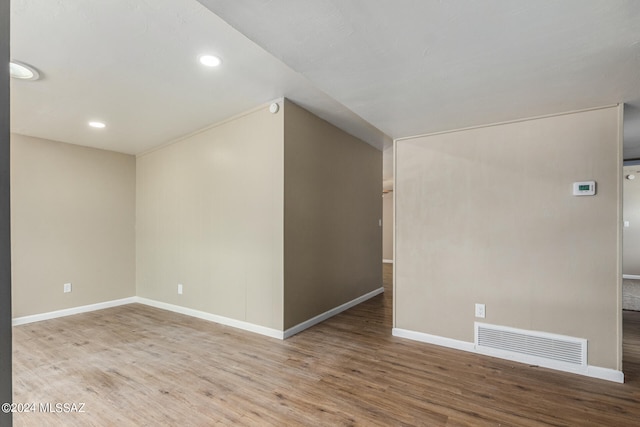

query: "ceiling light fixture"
xmin=199 ymin=55 xmax=222 ymax=67
xmin=9 ymin=60 xmax=40 ymax=81
xmin=88 ymin=121 xmax=106 ymax=129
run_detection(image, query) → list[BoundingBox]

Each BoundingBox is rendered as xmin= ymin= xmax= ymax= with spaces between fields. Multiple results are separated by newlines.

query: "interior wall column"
xmin=0 ymin=0 xmax=13 ymax=425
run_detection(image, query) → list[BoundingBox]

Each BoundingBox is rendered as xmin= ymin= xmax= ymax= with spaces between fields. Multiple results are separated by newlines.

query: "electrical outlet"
xmin=475 ymin=303 xmax=485 ymax=318
xmin=63 ymin=283 xmax=72 ymax=293
xmin=177 ymin=283 xmax=183 ymax=295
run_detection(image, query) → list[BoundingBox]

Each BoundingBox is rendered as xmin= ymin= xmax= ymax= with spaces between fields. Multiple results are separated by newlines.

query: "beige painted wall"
xmin=623 ymin=164 xmax=640 ymax=275
xmin=395 ymin=106 xmax=622 ymax=369
xmin=283 ymin=100 xmax=382 ymax=329
xmin=382 ymin=192 xmax=393 ymax=261
xmin=15 ymin=101 xmax=381 ymax=332
xmin=136 ymin=106 xmax=285 ymax=330
xmin=11 ymin=134 xmax=136 ymax=317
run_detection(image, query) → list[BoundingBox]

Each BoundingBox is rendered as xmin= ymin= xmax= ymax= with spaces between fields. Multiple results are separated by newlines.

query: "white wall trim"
xmin=12 ymin=296 xmax=284 ymax=340
xmin=12 ymin=294 xmax=624 ymax=383
xmin=11 ymin=288 xmax=384 ymax=341
xmin=137 ymin=98 xmax=285 ymax=157
xmin=382 ymin=259 xmax=394 ymax=264
xmin=623 ymin=274 xmax=640 ymax=280
xmin=284 ymin=287 xmax=384 ymax=339
xmin=392 ymin=328 xmax=476 ymax=352
xmin=12 ymin=297 xmax=137 ymax=326
xmin=395 ymin=104 xmax=619 ymax=142
xmin=585 ymin=365 xmax=625 ymax=383
xmin=134 ymin=297 xmax=284 ymax=340
xmin=392 ymin=327 xmax=624 ymax=383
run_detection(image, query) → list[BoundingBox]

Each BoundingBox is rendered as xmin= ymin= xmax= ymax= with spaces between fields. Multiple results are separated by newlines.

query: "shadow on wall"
xmin=624 ymin=164 xmax=640 ymax=277
xmin=382 ymin=191 xmax=393 ymax=262
xmin=623 ymin=102 xmax=640 ymax=160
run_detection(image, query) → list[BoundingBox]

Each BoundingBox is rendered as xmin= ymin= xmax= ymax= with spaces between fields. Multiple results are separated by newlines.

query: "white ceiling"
xmin=10 ymin=0 xmax=640 ymax=180
xmin=10 ymin=0 xmax=388 ymax=155
xmin=200 ymin=0 xmax=640 ymax=154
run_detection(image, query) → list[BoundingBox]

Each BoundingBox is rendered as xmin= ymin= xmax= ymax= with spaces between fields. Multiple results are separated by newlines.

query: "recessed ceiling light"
xmin=199 ymin=55 xmax=222 ymax=67
xmin=9 ymin=60 xmax=40 ymax=81
xmin=88 ymin=121 xmax=106 ymax=129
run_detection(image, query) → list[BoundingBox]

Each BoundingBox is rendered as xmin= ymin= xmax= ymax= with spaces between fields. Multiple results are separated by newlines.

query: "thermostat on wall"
xmin=572 ymin=181 xmax=596 ymax=196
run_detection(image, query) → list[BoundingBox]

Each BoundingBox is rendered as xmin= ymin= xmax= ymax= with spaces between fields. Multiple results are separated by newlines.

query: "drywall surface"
xmin=395 ymin=106 xmax=622 ymax=369
xmin=136 ymin=106 xmax=284 ymax=330
xmin=11 ymin=134 xmax=136 ymax=317
xmin=283 ymin=100 xmax=382 ymax=329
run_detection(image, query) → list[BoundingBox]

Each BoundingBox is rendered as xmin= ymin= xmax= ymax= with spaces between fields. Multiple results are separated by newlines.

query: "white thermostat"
xmin=573 ymin=181 xmax=596 ymax=196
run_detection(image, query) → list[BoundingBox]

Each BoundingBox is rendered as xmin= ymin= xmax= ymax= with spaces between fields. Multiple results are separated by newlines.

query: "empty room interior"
xmin=3 ymin=0 xmax=640 ymax=425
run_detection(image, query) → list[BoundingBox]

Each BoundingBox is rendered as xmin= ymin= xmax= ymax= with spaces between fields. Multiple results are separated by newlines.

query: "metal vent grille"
xmin=475 ymin=323 xmax=586 ymax=366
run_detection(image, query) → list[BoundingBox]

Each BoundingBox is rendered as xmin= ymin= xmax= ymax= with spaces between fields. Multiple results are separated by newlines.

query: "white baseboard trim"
xmin=383 ymin=259 xmax=394 ymax=264
xmin=623 ymin=274 xmax=640 ymax=280
xmin=585 ymin=365 xmax=625 ymax=383
xmin=134 ymin=297 xmax=284 ymax=340
xmin=284 ymin=287 xmax=385 ymax=339
xmin=12 ymin=297 xmax=138 ymax=326
xmin=12 ymin=295 xmax=283 ymax=340
xmin=392 ymin=327 xmax=624 ymax=383
xmin=392 ymin=328 xmax=475 ymax=352
xmin=11 ymin=288 xmax=384 ymax=341
xmin=474 ymin=346 xmax=624 ymax=383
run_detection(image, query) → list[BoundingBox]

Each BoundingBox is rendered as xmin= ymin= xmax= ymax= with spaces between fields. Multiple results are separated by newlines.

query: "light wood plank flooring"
xmin=12 ymin=265 xmax=640 ymax=426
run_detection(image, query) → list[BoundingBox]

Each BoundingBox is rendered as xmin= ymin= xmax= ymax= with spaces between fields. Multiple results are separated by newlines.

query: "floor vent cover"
xmin=475 ymin=323 xmax=586 ymax=366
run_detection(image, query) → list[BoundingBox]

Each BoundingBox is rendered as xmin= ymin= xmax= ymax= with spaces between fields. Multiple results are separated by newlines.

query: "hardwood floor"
xmin=12 ymin=265 xmax=640 ymax=426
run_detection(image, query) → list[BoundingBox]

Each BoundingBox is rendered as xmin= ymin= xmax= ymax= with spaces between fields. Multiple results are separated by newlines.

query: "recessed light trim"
xmin=88 ymin=121 xmax=106 ymax=129
xmin=199 ymin=55 xmax=222 ymax=67
xmin=9 ymin=60 xmax=40 ymax=81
